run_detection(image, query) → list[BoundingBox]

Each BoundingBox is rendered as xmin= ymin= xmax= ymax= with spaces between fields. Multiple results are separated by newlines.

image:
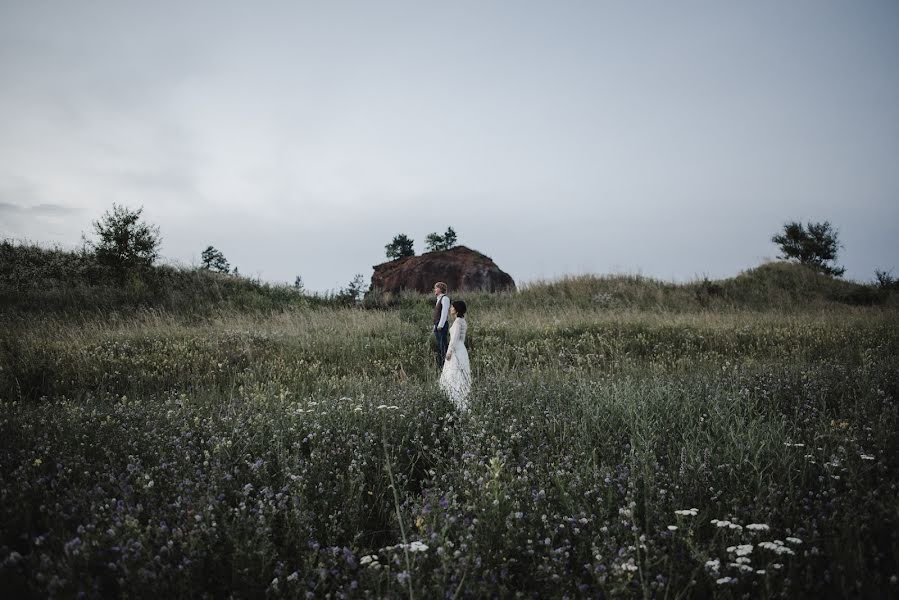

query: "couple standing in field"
xmin=432 ymin=282 xmax=470 ymax=410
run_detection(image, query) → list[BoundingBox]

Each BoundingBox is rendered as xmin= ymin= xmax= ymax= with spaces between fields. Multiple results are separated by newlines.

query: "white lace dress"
xmin=439 ymin=317 xmax=470 ymax=409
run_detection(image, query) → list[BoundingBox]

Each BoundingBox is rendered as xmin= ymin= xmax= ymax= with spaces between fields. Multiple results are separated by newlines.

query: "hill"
xmin=2 ymin=239 xmax=895 ymax=317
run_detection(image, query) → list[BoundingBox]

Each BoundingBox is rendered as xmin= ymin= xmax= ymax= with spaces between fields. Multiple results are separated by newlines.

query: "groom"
xmin=432 ymin=281 xmax=451 ymax=371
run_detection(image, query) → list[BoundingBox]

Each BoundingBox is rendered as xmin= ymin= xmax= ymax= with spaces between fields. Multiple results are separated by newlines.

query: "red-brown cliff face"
xmin=371 ymin=246 xmax=515 ymax=294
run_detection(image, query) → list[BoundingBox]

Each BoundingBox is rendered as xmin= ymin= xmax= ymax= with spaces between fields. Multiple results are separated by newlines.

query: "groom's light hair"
xmin=435 ymin=282 xmax=447 ymax=293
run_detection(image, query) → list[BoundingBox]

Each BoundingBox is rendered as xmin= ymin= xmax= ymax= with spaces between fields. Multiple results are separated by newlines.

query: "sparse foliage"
xmin=294 ymin=275 xmax=305 ymax=293
xmin=772 ymin=220 xmax=845 ymax=277
xmin=201 ymin=245 xmax=230 ymax=273
xmin=338 ymin=273 xmax=366 ymax=305
xmin=424 ymin=227 xmax=459 ymax=252
xmin=875 ymin=269 xmax=896 ymax=290
xmin=385 ymin=234 xmax=415 ymax=260
xmin=86 ymin=204 xmax=160 ymax=275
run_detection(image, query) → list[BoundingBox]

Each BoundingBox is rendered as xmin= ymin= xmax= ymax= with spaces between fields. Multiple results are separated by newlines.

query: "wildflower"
xmin=756 ymin=570 xmax=766 ymax=575
xmin=712 ymin=519 xmax=742 ymax=530
xmin=674 ymin=508 xmax=698 ymax=517
xmin=667 ymin=525 xmax=678 ymax=532
xmin=759 ymin=541 xmax=795 ymax=555
xmin=705 ymin=559 xmax=720 ymax=571
xmin=286 ymin=572 xmax=299 ymax=582
xmin=408 ymin=541 xmax=429 ymax=553
xmin=785 ymin=537 xmax=803 ymax=545
xmin=860 ymin=454 xmax=875 ymax=461
xmin=716 ymin=577 xmax=735 ymax=585
xmin=746 ymin=523 xmax=770 ymax=532
xmin=32 ymin=458 xmax=42 ymax=467
xmin=726 ymin=544 xmax=753 ymax=557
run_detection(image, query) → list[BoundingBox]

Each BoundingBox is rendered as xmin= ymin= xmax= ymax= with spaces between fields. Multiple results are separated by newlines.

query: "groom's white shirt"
xmin=436 ymin=294 xmax=450 ymax=329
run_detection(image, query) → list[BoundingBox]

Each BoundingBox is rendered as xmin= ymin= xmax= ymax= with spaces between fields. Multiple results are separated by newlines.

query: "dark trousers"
xmin=434 ymin=322 xmax=449 ymax=370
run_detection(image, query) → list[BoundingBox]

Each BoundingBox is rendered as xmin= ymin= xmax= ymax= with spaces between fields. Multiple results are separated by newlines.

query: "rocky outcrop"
xmin=371 ymin=246 xmax=515 ymax=294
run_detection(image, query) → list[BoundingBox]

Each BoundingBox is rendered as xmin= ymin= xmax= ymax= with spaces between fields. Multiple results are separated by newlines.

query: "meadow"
xmin=1 ymin=259 xmax=898 ymax=598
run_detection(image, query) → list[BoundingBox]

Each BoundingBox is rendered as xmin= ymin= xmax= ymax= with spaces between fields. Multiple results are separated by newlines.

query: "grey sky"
xmin=2 ymin=1 xmax=897 ymax=291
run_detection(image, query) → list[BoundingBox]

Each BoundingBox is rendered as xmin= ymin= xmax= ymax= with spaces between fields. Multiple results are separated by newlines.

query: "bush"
xmin=85 ymin=204 xmax=161 ymax=279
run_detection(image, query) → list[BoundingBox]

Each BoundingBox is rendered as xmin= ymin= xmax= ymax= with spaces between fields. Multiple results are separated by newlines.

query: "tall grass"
xmin=1 ymin=243 xmax=897 ymax=597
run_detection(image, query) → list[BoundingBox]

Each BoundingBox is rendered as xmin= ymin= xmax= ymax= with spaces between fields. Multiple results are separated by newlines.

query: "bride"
xmin=439 ymin=300 xmax=471 ymax=410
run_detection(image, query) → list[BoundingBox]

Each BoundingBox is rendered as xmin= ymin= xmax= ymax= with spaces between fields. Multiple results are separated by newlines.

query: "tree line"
xmin=80 ymin=203 xmax=895 ymax=292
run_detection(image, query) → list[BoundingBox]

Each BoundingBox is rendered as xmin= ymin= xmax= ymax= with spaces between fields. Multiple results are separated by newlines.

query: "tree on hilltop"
xmin=385 ymin=234 xmax=415 ymax=260
xmin=86 ymin=204 xmax=160 ymax=276
xmin=201 ymin=245 xmax=230 ymax=273
xmin=772 ymin=220 xmax=845 ymax=277
xmin=425 ymin=227 xmax=459 ymax=252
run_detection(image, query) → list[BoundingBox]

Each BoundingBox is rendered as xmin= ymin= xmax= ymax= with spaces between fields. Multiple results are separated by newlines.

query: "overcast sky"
xmin=1 ymin=1 xmax=897 ymax=291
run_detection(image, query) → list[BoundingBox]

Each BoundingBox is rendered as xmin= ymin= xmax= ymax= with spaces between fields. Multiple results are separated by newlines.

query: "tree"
xmin=87 ymin=204 xmax=160 ymax=274
xmin=424 ymin=232 xmax=444 ymax=253
xmin=442 ymin=227 xmax=457 ymax=249
xmin=772 ymin=220 xmax=845 ymax=277
xmin=294 ymin=275 xmax=305 ymax=293
xmin=385 ymin=234 xmax=415 ymax=260
xmin=338 ymin=273 xmax=366 ymax=305
xmin=424 ymin=227 xmax=460 ymax=252
xmin=201 ymin=245 xmax=230 ymax=273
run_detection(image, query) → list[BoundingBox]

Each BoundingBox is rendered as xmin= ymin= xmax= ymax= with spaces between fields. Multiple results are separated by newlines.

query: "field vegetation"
xmin=1 ymin=240 xmax=897 ymax=598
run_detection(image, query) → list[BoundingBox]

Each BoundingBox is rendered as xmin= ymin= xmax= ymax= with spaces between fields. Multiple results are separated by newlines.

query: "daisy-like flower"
xmin=408 ymin=541 xmax=429 ymax=553
xmin=675 ymin=508 xmax=698 ymax=517
xmin=667 ymin=525 xmax=678 ymax=532
xmin=785 ymin=537 xmax=803 ymax=545
xmin=746 ymin=523 xmax=770 ymax=532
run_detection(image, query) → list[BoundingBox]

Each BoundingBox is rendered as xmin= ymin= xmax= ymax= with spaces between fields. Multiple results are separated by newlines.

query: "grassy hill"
xmin=3 ymin=239 xmax=894 ymax=317
xmin=0 ymin=240 xmax=320 ymax=315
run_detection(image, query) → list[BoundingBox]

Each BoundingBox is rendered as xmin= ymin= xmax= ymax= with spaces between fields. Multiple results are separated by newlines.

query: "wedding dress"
xmin=439 ymin=317 xmax=470 ymax=409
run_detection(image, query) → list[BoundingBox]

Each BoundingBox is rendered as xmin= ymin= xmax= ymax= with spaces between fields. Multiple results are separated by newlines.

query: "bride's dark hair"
xmin=452 ymin=300 xmax=467 ymax=317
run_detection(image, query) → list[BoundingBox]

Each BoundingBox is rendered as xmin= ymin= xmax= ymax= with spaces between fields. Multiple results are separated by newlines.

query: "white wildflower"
xmin=746 ymin=523 xmax=769 ymax=532
xmin=785 ymin=537 xmax=803 ymax=545
xmin=759 ymin=541 xmax=795 ymax=556
xmin=360 ymin=554 xmax=379 ymax=567
xmin=860 ymin=454 xmax=875 ymax=461
xmin=726 ymin=544 xmax=753 ymax=557
xmin=667 ymin=525 xmax=678 ymax=532
xmin=675 ymin=508 xmax=699 ymax=517
xmin=621 ymin=559 xmax=638 ymax=572
xmin=716 ymin=577 xmax=735 ymax=585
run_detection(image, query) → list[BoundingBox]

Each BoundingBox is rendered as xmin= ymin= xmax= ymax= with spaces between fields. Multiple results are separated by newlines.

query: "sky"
xmin=1 ymin=1 xmax=897 ymax=292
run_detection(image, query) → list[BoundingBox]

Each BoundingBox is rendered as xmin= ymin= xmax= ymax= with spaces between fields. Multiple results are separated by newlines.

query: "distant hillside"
xmin=2 ymin=240 xmax=894 ymax=316
xmin=508 ymin=261 xmax=894 ymax=311
xmin=0 ymin=240 xmax=316 ymax=315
